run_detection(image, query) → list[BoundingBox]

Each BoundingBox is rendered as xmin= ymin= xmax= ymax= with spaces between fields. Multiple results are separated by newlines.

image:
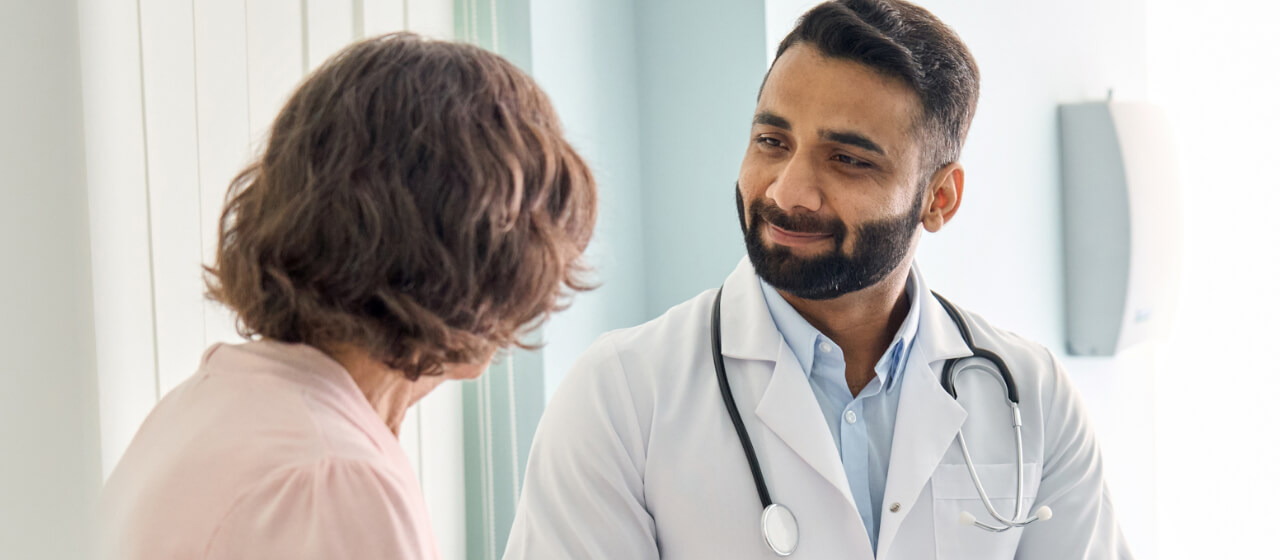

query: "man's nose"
xmin=765 ymin=156 xmax=822 ymax=213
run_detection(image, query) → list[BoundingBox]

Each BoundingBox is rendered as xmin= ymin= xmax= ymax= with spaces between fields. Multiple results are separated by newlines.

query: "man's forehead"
xmin=758 ymin=44 xmax=922 ymax=150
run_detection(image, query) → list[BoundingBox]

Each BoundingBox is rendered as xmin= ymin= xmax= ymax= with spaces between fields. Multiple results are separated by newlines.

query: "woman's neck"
xmin=330 ymin=346 xmax=444 ymax=437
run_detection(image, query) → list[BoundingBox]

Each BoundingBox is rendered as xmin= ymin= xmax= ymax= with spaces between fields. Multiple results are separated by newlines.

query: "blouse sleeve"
xmin=204 ymin=457 xmax=435 ymax=560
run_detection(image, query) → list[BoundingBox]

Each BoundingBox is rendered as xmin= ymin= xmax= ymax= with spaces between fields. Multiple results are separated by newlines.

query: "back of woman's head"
xmin=206 ymin=33 xmax=596 ymax=379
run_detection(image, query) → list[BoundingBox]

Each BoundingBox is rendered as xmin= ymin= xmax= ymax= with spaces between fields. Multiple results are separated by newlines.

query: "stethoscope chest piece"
xmin=761 ymin=503 xmax=798 ymax=556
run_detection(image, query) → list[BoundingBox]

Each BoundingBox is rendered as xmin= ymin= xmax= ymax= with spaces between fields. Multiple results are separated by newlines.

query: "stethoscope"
xmin=710 ymin=288 xmax=1053 ymax=556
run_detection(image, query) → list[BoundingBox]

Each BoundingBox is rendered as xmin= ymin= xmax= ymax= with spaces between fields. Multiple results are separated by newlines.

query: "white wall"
xmin=915 ymin=2 xmax=1156 ymax=556
xmin=1148 ymin=2 xmax=1280 ymax=557
xmin=766 ymin=0 xmax=1157 ymax=556
xmin=0 ymin=0 xmax=101 ymax=557
xmin=77 ymin=0 xmax=464 ymax=557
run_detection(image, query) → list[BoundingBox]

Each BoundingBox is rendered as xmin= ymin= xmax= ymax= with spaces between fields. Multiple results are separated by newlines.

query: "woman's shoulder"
xmin=203 ymin=456 xmax=433 ymax=559
xmin=190 ymin=341 xmax=402 ymax=459
xmin=100 ymin=341 xmax=420 ymax=559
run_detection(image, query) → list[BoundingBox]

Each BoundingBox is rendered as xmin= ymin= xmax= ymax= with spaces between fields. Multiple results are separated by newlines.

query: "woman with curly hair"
xmin=99 ymin=33 xmax=595 ymax=559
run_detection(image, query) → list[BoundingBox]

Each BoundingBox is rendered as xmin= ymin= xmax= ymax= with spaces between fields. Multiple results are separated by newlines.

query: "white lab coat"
xmin=505 ymin=258 xmax=1130 ymax=559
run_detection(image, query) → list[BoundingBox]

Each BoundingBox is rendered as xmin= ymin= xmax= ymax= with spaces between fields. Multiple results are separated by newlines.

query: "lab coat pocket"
xmin=931 ymin=462 xmax=1041 ymax=560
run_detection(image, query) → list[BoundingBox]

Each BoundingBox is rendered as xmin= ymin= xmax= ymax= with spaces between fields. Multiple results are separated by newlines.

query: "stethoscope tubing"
xmin=711 ymin=288 xmax=774 ymax=511
xmin=711 ymin=286 xmax=1049 ymax=551
xmin=932 ymin=293 xmax=1043 ymax=532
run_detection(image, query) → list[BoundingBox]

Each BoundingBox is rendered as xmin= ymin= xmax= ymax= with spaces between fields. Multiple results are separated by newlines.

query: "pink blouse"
xmin=99 ymin=341 xmax=439 ymax=559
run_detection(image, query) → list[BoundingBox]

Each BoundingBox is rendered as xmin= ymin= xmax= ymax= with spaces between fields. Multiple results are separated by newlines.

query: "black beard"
xmin=736 ymin=185 xmax=922 ymax=300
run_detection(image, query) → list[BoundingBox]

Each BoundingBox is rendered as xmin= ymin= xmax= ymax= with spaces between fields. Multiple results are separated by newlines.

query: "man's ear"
xmin=921 ymin=163 xmax=964 ymax=233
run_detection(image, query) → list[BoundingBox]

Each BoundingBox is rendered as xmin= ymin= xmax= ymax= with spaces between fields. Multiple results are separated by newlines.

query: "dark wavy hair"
xmin=773 ymin=0 xmax=980 ymax=173
xmin=205 ymin=34 xmax=596 ymax=380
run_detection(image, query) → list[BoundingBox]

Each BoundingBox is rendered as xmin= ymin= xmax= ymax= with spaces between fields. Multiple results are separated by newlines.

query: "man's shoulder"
xmin=953 ymin=306 xmax=1053 ymax=361
xmin=604 ymin=288 xmax=718 ymax=353
xmin=563 ymin=288 xmax=719 ymax=391
xmin=940 ymin=302 xmax=1067 ymax=404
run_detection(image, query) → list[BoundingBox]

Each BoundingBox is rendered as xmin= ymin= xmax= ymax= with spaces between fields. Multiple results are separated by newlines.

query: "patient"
xmin=98 ymin=33 xmax=595 ymax=559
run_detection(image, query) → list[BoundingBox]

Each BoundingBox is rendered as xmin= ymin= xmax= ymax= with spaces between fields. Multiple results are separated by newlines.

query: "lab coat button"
xmin=889 ymin=503 xmax=901 ymax=513
xmin=843 ymin=410 xmax=857 ymax=424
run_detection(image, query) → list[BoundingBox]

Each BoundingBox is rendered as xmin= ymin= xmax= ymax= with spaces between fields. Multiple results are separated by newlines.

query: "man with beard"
xmin=504 ymin=1 xmax=1130 ymax=559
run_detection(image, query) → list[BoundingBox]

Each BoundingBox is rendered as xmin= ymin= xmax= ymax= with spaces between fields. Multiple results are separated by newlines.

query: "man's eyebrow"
xmin=753 ymin=112 xmax=887 ymax=157
xmin=752 ymin=112 xmax=790 ymax=130
xmin=821 ymin=129 xmax=886 ymax=156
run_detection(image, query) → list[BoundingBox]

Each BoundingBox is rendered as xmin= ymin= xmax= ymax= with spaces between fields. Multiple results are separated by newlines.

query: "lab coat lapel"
xmin=718 ymin=257 xmax=783 ymax=363
xmin=754 ymin=339 xmax=858 ymax=510
xmin=718 ymin=258 xmax=859 ymax=512
xmin=876 ymin=279 xmax=972 ymax=556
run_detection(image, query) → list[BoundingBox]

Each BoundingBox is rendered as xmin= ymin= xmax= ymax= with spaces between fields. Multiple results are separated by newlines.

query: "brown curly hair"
xmin=205 ymin=34 xmax=596 ymax=379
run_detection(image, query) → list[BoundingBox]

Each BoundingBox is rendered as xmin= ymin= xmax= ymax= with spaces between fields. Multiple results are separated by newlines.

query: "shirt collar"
xmin=758 ymin=263 xmax=924 ymax=392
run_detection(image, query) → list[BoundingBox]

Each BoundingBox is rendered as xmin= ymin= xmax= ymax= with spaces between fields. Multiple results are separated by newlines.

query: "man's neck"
xmin=779 ymin=262 xmax=913 ymax=395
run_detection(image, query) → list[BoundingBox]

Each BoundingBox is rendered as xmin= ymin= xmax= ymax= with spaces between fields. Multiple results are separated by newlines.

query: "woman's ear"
xmin=922 ymin=163 xmax=964 ymax=233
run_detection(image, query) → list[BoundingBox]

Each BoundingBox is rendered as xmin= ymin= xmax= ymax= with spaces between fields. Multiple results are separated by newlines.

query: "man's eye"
xmin=834 ymin=154 xmax=871 ymax=168
xmin=756 ymin=137 xmax=783 ymax=148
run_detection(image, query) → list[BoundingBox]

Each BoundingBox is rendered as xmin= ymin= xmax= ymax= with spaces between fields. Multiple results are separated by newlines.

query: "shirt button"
xmin=819 ymin=342 xmax=833 ymax=353
xmin=843 ymin=410 xmax=857 ymax=424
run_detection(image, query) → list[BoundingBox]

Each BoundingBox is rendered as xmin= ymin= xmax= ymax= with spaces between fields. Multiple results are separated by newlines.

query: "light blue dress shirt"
xmin=758 ymin=270 xmax=923 ymax=553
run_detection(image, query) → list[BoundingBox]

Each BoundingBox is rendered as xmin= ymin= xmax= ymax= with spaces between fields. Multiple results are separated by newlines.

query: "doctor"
xmin=505 ymin=1 xmax=1130 ymax=558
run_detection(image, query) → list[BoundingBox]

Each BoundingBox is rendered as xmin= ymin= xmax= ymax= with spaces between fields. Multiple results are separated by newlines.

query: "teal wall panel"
xmin=530 ymin=0 xmax=649 ymax=398
xmin=635 ymin=0 xmax=769 ymax=317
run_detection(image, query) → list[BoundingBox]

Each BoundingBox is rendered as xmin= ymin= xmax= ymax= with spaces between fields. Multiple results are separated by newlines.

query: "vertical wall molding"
xmin=80 ymin=0 xmax=161 ymax=479
xmin=138 ymin=0 xmax=208 ymax=395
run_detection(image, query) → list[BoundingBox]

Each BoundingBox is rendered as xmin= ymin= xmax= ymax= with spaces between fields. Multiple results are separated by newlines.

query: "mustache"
xmin=751 ymin=200 xmax=846 ymax=236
